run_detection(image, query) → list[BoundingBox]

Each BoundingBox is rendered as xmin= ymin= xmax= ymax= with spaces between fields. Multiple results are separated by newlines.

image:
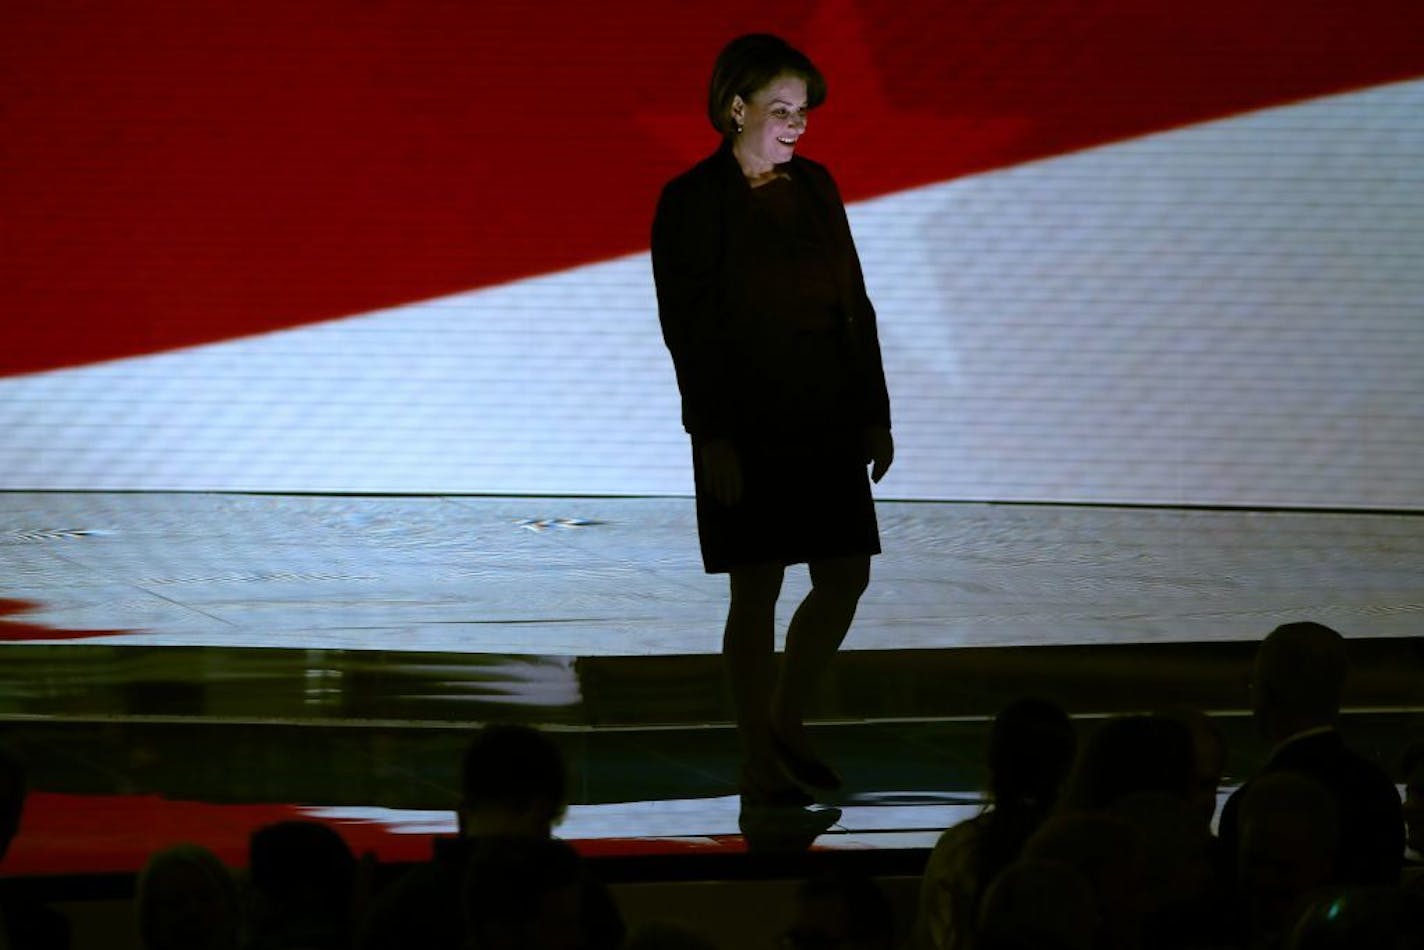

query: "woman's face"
xmin=731 ymin=73 xmax=809 ymax=169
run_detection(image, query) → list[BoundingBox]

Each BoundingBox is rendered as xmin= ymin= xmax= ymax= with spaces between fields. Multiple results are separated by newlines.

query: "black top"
xmin=744 ymin=174 xmax=841 ymax=331
xmin=1217 ymin=729 xmax=1405 ymax=889
xmin=651 ymin=142 xmax=891 ymax=442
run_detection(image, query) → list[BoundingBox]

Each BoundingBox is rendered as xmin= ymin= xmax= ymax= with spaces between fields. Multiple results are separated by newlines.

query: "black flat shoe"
xmin=770 ymin=730 xmax=843 ymax=792
xmin=738 ymin=804 xmax=843 ymax=853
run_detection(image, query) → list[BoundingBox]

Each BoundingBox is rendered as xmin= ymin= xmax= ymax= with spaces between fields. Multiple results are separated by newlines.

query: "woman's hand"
xmin=864 ymin=426 xmax=894 ymax=483
xmin=699 ymin=439 xmax=743 ymax=506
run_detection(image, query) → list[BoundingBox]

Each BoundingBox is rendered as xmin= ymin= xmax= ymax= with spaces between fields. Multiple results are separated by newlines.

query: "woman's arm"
xmin=800 ymin=161 xmax=894 ymax=481
xmin=816 ymin=167 xmax=892 ymax=434
xmin=651 ymin=175 xmax=738 ymax=442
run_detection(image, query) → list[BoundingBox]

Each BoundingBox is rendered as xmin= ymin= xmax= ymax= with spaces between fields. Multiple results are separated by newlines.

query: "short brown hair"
xmin=1254 ymin=621 xmax=1348 ymax=721
xmin=460 ymin=724 xmax=567 ymax=825
xmin=707 ymin=34 xmax=827 ymax=137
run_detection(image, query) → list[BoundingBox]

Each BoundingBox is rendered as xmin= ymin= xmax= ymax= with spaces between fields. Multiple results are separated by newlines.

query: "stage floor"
xmin=1 ymin=492 xmax=1420 ymax=876
xmin=5 ymin=491 xmax=1422 ymax=652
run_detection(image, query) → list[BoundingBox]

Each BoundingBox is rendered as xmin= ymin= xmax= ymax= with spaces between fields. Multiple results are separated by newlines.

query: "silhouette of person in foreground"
xmin=780 ymin=870 xmax=895 ymax=950
xmin=652 ymin=33 xmax=893 ymax=811
xmin=622 ymin=920 xmax=719 ymax=950
xmin=913 ymin=698 xmax=1077 ymax=950
xmin=1106 ymin=791 xmax=1218 ymax=950
xmin=1217 ymin=621 xmax=1405 ymax=890
xmin=357 ymin=724 xmax=621 ymax=950
xmin=461 ymin=836 xmax=586 ymax=950
xmin=1019 ymin=813 xmax=1146 ymax=950
xmin=0 ymin=742 xmax=69 ymax=950
xmin=1403 ymin=739 xmax=1424 ymax=892
xmin=1057 ymin=714 xmax=1197 ymax=815
xmin=975 ymin=859 xmax=1097 ymax=950
xmin=1235 ymin=770 xmax=1340 ymax=947
xmin=1159 ymin=705 xmax=1228 ymax=829
xmin=135 ymin=844 xmax=241 ymax=950
xmin=0 ymin=745 xmax=18 ymax=869
xmin=246 ymin=819 xmax=357 ymax=950
xmin=1286 ymin=884 xmax=1424 ymax=949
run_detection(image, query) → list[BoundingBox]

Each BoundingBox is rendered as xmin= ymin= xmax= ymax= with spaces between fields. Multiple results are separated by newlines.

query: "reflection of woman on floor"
xmin=652 ymin=34 xmax=893 ymax=806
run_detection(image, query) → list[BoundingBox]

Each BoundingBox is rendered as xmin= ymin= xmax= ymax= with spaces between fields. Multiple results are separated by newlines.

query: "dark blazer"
xmin=1218 ymin=729 xmax=1405 ymax=888
xmin=651 ymin=141 xmax=891 ymax=442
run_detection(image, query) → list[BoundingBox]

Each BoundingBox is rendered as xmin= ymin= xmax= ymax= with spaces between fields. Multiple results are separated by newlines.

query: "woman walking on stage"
xmin=652 ymin=34 xmax=893 ymax=806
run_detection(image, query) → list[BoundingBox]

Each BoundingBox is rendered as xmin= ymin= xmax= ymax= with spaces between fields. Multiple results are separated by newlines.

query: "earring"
xmin=736 ymin=123 xmax=743 ymax=134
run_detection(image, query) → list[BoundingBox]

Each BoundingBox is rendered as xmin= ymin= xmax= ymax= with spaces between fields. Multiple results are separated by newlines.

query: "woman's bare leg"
xmin=772 ymin=555 xmax=871 ymax=762
xmin=725 ymin=561 xmax=786 ymax=788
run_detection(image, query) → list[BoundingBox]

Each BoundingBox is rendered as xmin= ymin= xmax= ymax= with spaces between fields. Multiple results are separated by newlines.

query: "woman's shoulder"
xmin=655 ymin=166 xmax=724 ymax=236
xmin=662 ymin=145 xmax=739 ymax=197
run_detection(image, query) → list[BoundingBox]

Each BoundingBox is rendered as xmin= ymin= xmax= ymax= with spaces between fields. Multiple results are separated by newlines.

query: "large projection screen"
xmin=3 ymin=2 xmax=1422 ymax=510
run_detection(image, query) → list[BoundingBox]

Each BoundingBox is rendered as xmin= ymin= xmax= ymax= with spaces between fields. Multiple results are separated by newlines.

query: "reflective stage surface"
xmin=1 ymin=493 xmax=1421 ymax=876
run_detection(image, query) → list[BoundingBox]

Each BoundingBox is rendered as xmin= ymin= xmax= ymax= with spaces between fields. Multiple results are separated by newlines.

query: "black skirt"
xmin=693 ymin=431 xmax=881 ymax=574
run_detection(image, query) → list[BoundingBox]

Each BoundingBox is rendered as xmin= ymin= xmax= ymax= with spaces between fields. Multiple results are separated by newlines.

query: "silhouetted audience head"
xmin=1059 ymin=714 xmax=1196 ymax=813
xmin=1286 ymin=886 xmax=1424 ymax=950
xmin=1107 ymin=791 xmax=1213 ymax=916
xmin=136 ymin=844 xmax=241 ymax=950
xmin=914 ymin=701 xmax=1075 ymax=950
xmin=987 ymin=698 xmax=1077 ymax=812
xmin=1401 ymin=739 xmax=1424 ymax=857
xmin=977 ymin=859 xmax=1097 ymax=950
xmin=1251 ymin=621 xmax=1348 ymax=742
xmin=247 ymin=819 xmax=356 ymax=950
xmin=0 ymin=741 xmax=25 ymax=863
xmin=1238 ymin=770 xmax=1340 ymax=942
xmin=460 ymin=724 xmax=567 ymax=838
xmin=1023 ymin=813 xmax=1145 ymax=950
xmin=782 ymin=870 xmax=894 ymax=950
xmin=1159 ymin=706 xmax=1227 ymax=826
xmin=461 ymin=835 xmax=584 ymax=950
xmin=968 ymin=698 xmax=1079 ymax=926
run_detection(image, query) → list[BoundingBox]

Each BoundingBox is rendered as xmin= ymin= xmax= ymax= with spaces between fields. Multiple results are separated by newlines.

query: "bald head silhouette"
xmin=1252 ymin=622 xmax=1348 ymax=743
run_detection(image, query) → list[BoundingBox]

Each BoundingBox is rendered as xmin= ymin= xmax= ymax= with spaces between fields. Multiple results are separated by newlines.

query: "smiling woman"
xmin=652 ymin=33 xmax=894 ymax=815
xmin=731 ymin=75 xmax=811 ymax=184
xmin=705 ymin=35 xmax=826 ymax=183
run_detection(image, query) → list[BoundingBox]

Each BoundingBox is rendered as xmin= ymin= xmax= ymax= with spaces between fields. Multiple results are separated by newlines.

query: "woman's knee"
xmin=728 ymin=562 xmax=785 ymax=607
